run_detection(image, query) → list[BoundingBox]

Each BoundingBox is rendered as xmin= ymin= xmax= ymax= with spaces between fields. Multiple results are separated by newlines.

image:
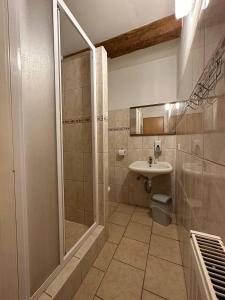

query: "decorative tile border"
xmin=63 ymin=114 xmax=108 ymax=125
xmin=108 ymin=127 xmax=130 ymax=131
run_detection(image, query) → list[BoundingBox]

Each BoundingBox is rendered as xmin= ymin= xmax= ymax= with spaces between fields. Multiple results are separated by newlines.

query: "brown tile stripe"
xmin=108 ymin=127 xmax=130 ymax=131
xmin=63 ymin=115 xmax=108 ymax=124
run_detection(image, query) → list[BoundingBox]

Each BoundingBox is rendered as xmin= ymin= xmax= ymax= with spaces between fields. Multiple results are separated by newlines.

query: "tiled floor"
xmin=73 ymin=202 xmax=187 ymax=300
xmin=65 ymin=220 xmax=88 ymax=253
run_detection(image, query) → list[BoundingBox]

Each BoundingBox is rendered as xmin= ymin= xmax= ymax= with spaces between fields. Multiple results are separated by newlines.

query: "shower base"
xmin=65 ymin=220 xmax=89 ymax=253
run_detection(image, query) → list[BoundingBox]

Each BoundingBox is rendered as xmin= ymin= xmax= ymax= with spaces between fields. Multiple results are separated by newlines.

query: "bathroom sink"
xmin=129 ymin=161 xmax=173 ymax=178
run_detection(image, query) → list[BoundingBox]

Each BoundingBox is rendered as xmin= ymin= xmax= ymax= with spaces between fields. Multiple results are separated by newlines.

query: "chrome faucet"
xmin=148 ymin=155 xmax=157 ymax=166
xmin=148 ymin=156 xmax=153 ymax=167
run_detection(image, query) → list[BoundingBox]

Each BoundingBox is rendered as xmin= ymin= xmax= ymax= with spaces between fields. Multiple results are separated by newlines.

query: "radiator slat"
xmin=208 ymin=271 xmax=225 ymax=281
xmin=205 ymin=261 xmax=225 ymax=271
xmin=202 ymin=252 xmax=225 ymax=262
xmin=201 ymin=248 xmax=225 ymax=258
xmin=190 ymin=231 xmax=225 ymax=300
xmin=199 ymin=245 xmax=224 ymax=254
xmin=208 ymin=267 xmax=225 ymax=277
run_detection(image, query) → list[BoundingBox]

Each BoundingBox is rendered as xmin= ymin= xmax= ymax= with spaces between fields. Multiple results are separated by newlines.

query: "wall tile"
xmin=83 ymin=153 xmax=93 ymax=183
xmin=128 ymin=149 xmax=142 ymax=165
xmin=202 ymin=160 xmax=225 ymax=241
xmin=114 ymin=109 xmax=129 ymax=127
xmin=128 ymin=136 xmax=142 ymax=149
xmin=64 ymin=180 xmax=84 ymax=210
xmin=114 ymin=167 xmax=129 ymax=185
xmin=204 ymin=0 xmax=225 ymax=65
xmin=204 ymin=98 xmax=225 ymax=166
xmin=82 ymin=86 xmax=91 ymax=117
xmin=114 ymin=130 xmax=128 ymax=148
xmin=82 ymin=123 xmax=92 ymax=153
xmin=64 ymin=152 xmax=84 ymax=181
xmin=62 ymin=87 xmax=83 ymax=120
xmin=108 ymin=131 xmax=115 ymax=150
xmin=63 ymin=124 xmax=83 ymax=153
xmin=142 ymin=136 xmax=155 ymax=149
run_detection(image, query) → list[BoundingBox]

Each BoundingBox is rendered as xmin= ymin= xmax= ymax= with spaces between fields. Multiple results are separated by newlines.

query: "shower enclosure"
xmin=5 ymin=0 xmax=105 ymax=298
xmin=58 ymin=0 xmax=97 ymax=255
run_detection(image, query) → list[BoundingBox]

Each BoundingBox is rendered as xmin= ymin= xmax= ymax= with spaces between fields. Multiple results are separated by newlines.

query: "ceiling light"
xmin=201 ymin=0 xmax=210 ymax=10
xmin=175 ymin=0 xmax=194 ymax=19
xmin=176 ymin=102 xmax=180 ymax=110
xmin=165 ymin=103 xmax=170 ymax=111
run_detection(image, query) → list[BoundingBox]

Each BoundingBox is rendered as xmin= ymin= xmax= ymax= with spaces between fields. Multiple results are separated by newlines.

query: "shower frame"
xmin=8 ymin=0 xmax=99 ymax=299
xmin=55 ymin=0 xmax=99 ymax=261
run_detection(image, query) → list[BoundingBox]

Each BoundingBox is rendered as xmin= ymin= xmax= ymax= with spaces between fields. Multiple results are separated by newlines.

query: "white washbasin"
xmin=129 ymin=161 xmax=173 ymax=178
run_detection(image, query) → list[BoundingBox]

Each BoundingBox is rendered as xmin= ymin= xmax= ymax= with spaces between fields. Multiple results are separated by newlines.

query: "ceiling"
xmin=61 ymin=0 xmax=175 ymax=56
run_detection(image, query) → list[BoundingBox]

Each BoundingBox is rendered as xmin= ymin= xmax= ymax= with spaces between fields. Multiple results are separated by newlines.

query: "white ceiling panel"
xmin=61 ymin=0 xmax=175 ymax=55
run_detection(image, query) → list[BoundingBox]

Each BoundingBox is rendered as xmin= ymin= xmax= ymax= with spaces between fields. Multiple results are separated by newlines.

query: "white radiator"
xmin=189 ymin=231 xmax=225 ymax=300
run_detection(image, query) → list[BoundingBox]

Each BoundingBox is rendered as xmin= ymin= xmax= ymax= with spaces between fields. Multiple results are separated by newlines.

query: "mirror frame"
xmin=130 ymin=101 xmax=177 ymax=136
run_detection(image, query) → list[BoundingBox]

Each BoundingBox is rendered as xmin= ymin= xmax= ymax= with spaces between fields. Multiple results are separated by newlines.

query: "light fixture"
xmin=175 ymin=0 xmax=194 ymax=19
xmin=176 ymin=102 xmax=180 ymax=110
xmin=201 ymin=0 xmax=209 ymax=10
xmin=165 ymin=103 xmax=170 ymax=111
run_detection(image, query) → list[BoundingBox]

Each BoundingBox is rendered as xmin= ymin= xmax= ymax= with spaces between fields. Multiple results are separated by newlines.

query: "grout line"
xmin=112 ymin=257 xmax=146 ymax=272
xmin=122 ymin=235 xmax=150 ymax=245
xmin=129 ymin=219 xmax=152 ymax=228
xmin=177 ymin=148 xmax=225 ymax=168
xmin=142 ymin=289 xmax=168 ymax=300
xmin=106 ymin=221 xmax=127 ymax=228
xmin=151 ymin=232 xmax=179 ymax=241
xmin=148 ymin=254 xmax=183 ymax=267
xmin=140 ymin=213 xmax=152 ymax=300
xmin=94 ymin=205 xmax=135 ymax=298
xmin=107 ymin=220 xmax=130 ymax=227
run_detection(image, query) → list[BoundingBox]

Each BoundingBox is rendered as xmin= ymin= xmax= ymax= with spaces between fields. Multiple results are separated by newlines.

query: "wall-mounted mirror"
xmin=130 ymin=102 xmax=179 ymax=136
xmin=59 ymin=5 xmax=95 ymax=255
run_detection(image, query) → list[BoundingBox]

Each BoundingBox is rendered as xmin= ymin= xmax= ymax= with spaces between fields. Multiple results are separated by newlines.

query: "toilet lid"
xmin=152 ymin=193 xmax=171 ymax=204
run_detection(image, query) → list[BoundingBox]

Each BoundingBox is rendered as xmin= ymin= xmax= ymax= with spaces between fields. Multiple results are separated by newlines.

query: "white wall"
xmin=108 ymin=40 xmax=178 ymax=110
xmin=0 ymin=0 xmax=19 ymax=299
xmin=177 ymin=0 xmax=204 ymax=86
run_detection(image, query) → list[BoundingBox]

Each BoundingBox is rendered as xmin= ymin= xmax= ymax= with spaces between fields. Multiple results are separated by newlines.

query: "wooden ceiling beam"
xmin=64 ymin=15 xmax=181 ymax=59
xmin=97 ymin=15 xmax=181 ymax=58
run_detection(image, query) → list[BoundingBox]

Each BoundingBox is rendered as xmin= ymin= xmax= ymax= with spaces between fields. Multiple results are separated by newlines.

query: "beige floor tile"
xmin=109 ymin=201 xmax=119 ymax=208
xmin=108 ymin=223 xmax=126 ymax=244
xmin=109 ymin=203 xmax=117 ymax=217
xmin=38 ymin=293 xmax=52 ymax=300
xmin=93 ymin=297 xmax=102 ymax=300
xmin=73 ymin=267 xmax=104 ymax=300
xmin=125 ymin=222 xmax=151 ymax=243
xmin=94 ymin=242 xmax=117 ymax=271
xmin=109 ymin=211 xmax=131 ymax=226
xmin=132 ymin=211 xmax=152 ymax=227
xmin=142 ymin=290 xmax=165 ymax=300
xmin=135 ymin=207 xmax=150 ymax=213
xmin=109 ymin=201 xmax=119 ymax=216
xmin=149 ymin=235 xmax=182 ymax=265
xmin=114 ymin=237 xmax=149 ymax=270
xmin=116 ymin=203 xmax=135 ymax=215
xmin=152 ymin=222 xmax=178 ymax=240
xmin=109 ymin=206 xmax=116 ymax=217
xmin=65 ymin=220 xmax=88 ymax=252
xmin=97 ymin=259 xmax=144 ymax=300
xmin=144 ymin=256 xmax=187 ymax=300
